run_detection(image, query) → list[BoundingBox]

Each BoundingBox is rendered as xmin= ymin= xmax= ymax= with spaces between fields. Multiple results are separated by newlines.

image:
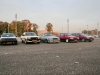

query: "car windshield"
xmin=26 ymin=32 xmax=36 ymax=36
xmin=45 ymin=33 xmax=53 ymax=36
xmin=80 ymin=33 xmax=87 ymax=36
xmin=2 ymin=33 xmax=15 ymax=37
xmin=65 ymin=33 xmax=72 ymax=36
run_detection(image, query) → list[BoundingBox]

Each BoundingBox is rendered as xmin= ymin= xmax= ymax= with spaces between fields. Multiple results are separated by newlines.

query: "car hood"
xmin=1 ymin=37 xmax=16 ymax=39
xmin=67 ymin=35 xmax=76 ymax=38
xmin=22 ymin=36 xmax=39 ymax=37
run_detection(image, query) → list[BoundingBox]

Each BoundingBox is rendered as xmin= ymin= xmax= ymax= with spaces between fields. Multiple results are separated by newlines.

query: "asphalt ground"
xmin=0 ymin=38 xmax=100 ymax=75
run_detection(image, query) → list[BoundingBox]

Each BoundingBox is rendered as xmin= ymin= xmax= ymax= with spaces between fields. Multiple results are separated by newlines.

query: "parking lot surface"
xmin=0 ymin=38 xmax=100 ymax=75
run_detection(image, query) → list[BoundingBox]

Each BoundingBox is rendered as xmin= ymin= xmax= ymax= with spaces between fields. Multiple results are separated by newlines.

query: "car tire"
xmin=45 ymin=39 xmax=48 ymax=43
xmin=66 ymin=39 xmax=69 ymax=43
xmin=37 ymin=42 xmax=40 ymax=44
xmin=15 ymin=42 xmax=18 ymax=45
xmin=82 ymin=39 xmax=86 ymax=42
xmin=89 ymin=40 xmax=92 ymax=42
xmin=22 ymin=40 xmax=24 ymax=43
xmin=24 ymin=40 xmax=27 ymax=44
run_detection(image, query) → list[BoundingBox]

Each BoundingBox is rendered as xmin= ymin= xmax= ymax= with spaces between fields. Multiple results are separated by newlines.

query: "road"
xmin=0 ymin=38 xmax=100 ymax=75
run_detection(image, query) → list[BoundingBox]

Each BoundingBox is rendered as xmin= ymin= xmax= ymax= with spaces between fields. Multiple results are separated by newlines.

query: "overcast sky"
xmin=0 ymin=0 xmax=100 ymax=33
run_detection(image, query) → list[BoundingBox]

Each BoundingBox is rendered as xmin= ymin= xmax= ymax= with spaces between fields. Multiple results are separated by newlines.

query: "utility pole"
xmin=15 ymin=14 xmax=17 ymax=36
xmin=67 ymin=19 xmax=69 ymax=33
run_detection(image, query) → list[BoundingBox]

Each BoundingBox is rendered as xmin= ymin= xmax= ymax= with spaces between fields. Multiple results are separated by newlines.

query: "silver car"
xmin=40 ymin=33 xmax=60 ymax=43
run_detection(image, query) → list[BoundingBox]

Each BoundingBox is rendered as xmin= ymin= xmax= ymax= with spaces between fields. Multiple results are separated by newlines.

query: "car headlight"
xmin=58 ymin=38 xmax=60 ymax=40
xmin=38 ymin=37 xmax=40 ymax=39
xmin=27 ymin=37 xmax=31 ymax=39
xmin=47 ymin=38 xmax=53 ymax=40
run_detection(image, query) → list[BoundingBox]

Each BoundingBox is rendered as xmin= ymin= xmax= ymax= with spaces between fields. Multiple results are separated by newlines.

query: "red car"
xmin=57 ymin=33 xmax=79 ymax=43
xmin=71 ymin=33 xmax=94 ymax=42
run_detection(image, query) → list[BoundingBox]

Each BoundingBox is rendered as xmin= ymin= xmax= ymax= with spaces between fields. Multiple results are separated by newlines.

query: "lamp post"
xmin=8 ymin=23 xmax=9 ymax=33
xmin=87 ymin=25 xmax=88 ymax=35
xmin=62 ymin=27 xmax=63 ymax=33
xmin=97 ymin=22 xmax=99 ymax=37
xmin=15 ymin=14 xmax=17 ymax=36
xmin=67 ymin=19 xmax=69 ymax=33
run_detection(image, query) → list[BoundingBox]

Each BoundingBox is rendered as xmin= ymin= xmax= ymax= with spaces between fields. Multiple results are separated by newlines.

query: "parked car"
xmin=0 ymin=33 xmax=18 ymax=45
xmin=57 ymin=33 xmax=79 ymax=43
xmin=21 ymin=32 xmax=40 ymax=44
xmin=39 ymin=33 xmax=60 ymax=43
xmin=71 ymin=33 xmax=94 ymax=42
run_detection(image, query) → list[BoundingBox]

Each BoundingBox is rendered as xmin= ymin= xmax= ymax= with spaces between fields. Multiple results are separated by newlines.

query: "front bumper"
xmin=47 ymin=39 xmax=60 ymax=43
xmin=26 ymin=39 xmax=41 ymax=43
xmin=0 ymin=38 xmax=18 ymax=45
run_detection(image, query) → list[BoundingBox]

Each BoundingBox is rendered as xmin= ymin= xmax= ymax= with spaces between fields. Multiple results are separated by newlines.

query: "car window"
xmin=60 ymin=33 xmax=64 ymax=36
xmin=57 ymin=34 xmax=60 ymax=36
xmin=2 ymin=33 xmax=15 ymax=37
xmin=80 ymin=33 xmax=86 ymax=36
xmin=45 ymin=33 xmax=53 ymax=36
xmin=25 ymin=32 xmax=36 ymax=36
xmin=73 ymin=33 xmax=79 ymax=36
xmin=72 ymin=34 xmax=75 ymax=36
xmin=40 ymin=34 xmax=43 ymax=37
xmin=65 ymin=33 xmax=72 ymax=36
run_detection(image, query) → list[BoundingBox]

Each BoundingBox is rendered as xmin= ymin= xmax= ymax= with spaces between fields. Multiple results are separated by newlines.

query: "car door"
xmin=59 ymin=33 xmax=65 ymax=40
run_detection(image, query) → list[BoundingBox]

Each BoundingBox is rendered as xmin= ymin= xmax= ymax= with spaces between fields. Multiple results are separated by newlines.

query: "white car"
xmin=21 ymin=32 xmax=40 ymax=44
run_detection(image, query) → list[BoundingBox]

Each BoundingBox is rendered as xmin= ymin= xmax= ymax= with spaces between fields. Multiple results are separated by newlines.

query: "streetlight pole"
xmin=62 ymin=27 xmax=63 ymax=33
xmin=97 ymin=22 xmax=99 ymax=37
xmin=87 ymin=25 xmax=88 ymax=35
xmin=8 ymin=23 xmax=9 ymax=33
xmin=15 ymin=14 xmax=17 ymax=36
xmin=67 ymin=19 xmax=69 ymax=33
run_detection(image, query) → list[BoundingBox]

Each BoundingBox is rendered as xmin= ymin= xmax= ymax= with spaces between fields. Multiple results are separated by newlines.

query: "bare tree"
xmin=45 ymin=23 xmax=53 ymax=33
xmin=32 ymin=23 xmax=39 ymax=35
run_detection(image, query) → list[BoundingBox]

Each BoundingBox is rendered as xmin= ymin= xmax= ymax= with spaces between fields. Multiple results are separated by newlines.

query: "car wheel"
xmin=45 ymin=39 xmax=48 ymax=43
xmin=66 ymin=39 xmax=69 ymax=43
xmin=82 ymin=39 xmax=86 ymax=42
xmin=24 ymin=40 xmax=27 ymax=44
xmin=37 ymin=42 xmax=40 ymax=44
xmin=89 ymin=40 xmax=92 ymax=42
xmin=22 ymin=40 xmax=24 ymax=43
xmin=1 ymin=42 xmax=4 ymax=45
xmin=0 ymin=43 xmax=3 ymax=45
xmin=15 ymin=42 xmax=18 ymax=45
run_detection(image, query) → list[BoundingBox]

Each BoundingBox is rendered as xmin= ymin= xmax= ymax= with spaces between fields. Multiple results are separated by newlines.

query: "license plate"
xmin=74 ymin=40 xmax=77 ymax=41
xmin=70 ymin=38 xmax=74 ymax=39
xmin=32 ymin=40 xmax=37 ymax=42
xmin=7 ymin=42 xmax=12 ymax=44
